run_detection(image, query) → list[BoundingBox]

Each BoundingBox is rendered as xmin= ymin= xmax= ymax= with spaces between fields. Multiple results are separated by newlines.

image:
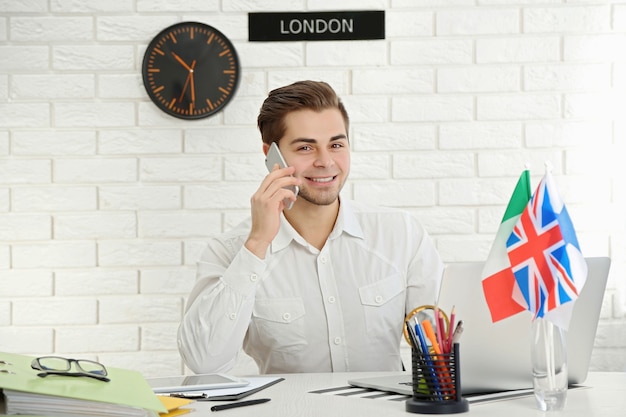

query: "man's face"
xmin=276 ymin=108 xmax=350 ymax=207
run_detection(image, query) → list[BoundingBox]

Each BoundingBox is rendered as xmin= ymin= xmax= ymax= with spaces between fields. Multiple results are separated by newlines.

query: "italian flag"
xmin=481 ymin=170 xmax=532 ymax=323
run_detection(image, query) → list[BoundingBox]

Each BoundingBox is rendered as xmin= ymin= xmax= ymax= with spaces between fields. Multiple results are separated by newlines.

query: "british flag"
xmin=505 ymin=172 xmax=587 ymax=327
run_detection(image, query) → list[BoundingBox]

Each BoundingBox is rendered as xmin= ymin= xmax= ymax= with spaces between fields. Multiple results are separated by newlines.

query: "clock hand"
xmin=190 ymin=60 xmax=197 ymax=107
xmin=171 ymin=52 xmax=192 ymax=71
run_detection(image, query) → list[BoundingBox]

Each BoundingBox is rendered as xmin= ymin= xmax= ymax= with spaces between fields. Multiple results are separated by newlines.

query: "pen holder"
xmin=406 ymin=343 xmax=469 ymax=414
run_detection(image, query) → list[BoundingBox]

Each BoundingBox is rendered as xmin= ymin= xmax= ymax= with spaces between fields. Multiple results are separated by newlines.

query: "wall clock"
xmin=142 ymin=21 xmax=241 ymax=120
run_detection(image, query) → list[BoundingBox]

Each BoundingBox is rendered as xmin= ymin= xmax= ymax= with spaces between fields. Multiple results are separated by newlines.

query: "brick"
xmin=352 ymin=124 xmax=436 ymax=152
xmin=564 ymin=34 xmax=626 ymax=62
xmin=353 ymin=181 xmax=435 ymax=207
xmin=235 ymin=43 xmax=303 ymax=68
xmin=0 ymin=103 xmax=50 ymax=128
xmin=386 ymin=11 xmax=432 ymax=37
xmin=96 ymin=16 xmax=177 ymax=41
xmin=0 ymin=328 xmax=53 ymax=353
xmin=477 ymin=36 xmax=560 ymax=63
xmin=55 ymin=269 xmax=138 ymax=296
xmin=342 ymin=95 xmax=388 ymax=123
xmin=54 ymin=158 xmax=137 ymax=183
xmin=185 ymin=127 xmax=259 ymax=153
xmin=391 ymin=39 xmax=472 ymax=65
xmin=307 ymin=41 xmax=386 ymax=66
xmin=437 ymin=236 xmax=493 ymax=262
xmin=565 ymin=92 xmax=623 ymax=120
xmin=392 ymin=96 xmax=473 ymax=122
xmin=224 ymin=155 xmax=266 ymax=181
xmin=51 ymin=0 xmax=134 ymax=12
xmin=0 ymin=46 xmax=49 ymax=71
xmin=0 ymin=188 xmax=8 ymax=212
xmin=437 ymin=9 xmax=519 ymax=35
xmin=2 ymin=270 xmax=53 ymax=297
xmin=523 ymin=6 xmax=610 ymax=33
xmin=440 ymin=122 xmax=522 ymax=149
xmin=0 ymin=301 xmax=9 ymax=325
xmin=99 ymin=295 xmax=183 ymax=323
xmin=525 ymin=121 xmax=612 ymax=148
xmin=438 ymin=66 xmax=519 ymax=93
xmin=394 ymin=152 xmax=474 ymax=179
xmin=0 ymin=213 xmax=51 ymax=240
xmin=138 ymin=212 xmax=221 ymax=238
xmin=439 ymin=178 xmax=522 ymax=206
xmin=184 ymin=239 xmax=213 ymax=266
xmin=0 ymin=244 xmax=9 ymax=269
xmin=98 ymin=74 xmax=145 ymax=99
xmin=477 ymin=94 xmax=561 ymax=120
xmin=137 ymin=0 xmax=218 ymax=13
xmin=12 ymin=130 xmax=96 ymax=156
xmin=13 ymin=298 xmax=97 ymax=325
xmin=54 ymin=102 xmax=135 ymax=127
xmin=56 ymin=325 xmax=140 ymax=352
xmin=140 ymin=267 xmax=195 ymax=295
xmin=12 ymin=241 xmax=96 ymax=268
xmin=11 ymin=17 xmax=93 ymax=41
xmin=11 ymin=74 xmax=95 ymax=99
xmin=98 ymin=240 xmax=182 ymax=267
xmin=12 ymin=186 xmax=97 ymax=212
xmin=53 ymin=45 xmax=134 ymax=70
xmin=141 ymin=323 xmax=180 ymax=350
xmin=477 ymin=150 xmax=562 ymax=177
xmin=524 ymin=64 xmax=609 ymax=92
xmin=140 ymin=157 xmax=221 ymax=182
xmin=350 ymin=153 xmax=390 ymax=180
xmin=54 ymin=212 xmax=136 ymax=239
xmin=98 ymin=186 xmax=181 ymax=210
xmin=353 ymin=69 xmax=434 ymax=94
xmin=184 ymin=183 xmax=258 ymax=209
xmin=0 ymin=159 xmax=51 ymax=184
xmin=268 ymin=70 xmax=346 ymax=94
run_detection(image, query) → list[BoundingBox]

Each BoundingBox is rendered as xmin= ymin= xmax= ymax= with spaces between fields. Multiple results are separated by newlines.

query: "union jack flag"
xmin=505 ymin=172 xmax=587 ymax=328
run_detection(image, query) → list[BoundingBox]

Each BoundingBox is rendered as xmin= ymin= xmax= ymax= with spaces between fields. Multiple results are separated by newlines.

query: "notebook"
xmin=348 ymin=256 xmax=611 ymax=396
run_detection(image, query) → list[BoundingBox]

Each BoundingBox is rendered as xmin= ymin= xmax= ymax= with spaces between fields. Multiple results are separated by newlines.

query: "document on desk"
xmin=170 ymin=376 xmax=284 ymax=401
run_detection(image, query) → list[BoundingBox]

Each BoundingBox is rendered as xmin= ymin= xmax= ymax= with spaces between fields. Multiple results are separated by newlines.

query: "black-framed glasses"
xmin=31 ymin=356 xmax=110 ymax=382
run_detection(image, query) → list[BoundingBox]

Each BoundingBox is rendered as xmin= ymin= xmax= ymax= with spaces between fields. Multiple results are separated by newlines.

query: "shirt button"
xmin=320 ymin=256 xmax=327 ymax=264
xmin=282 ymin=312 xmax=291 ymax=321
xmin=229 ymin=312 xmax=237 ymax=320
xmin=375 ymin=295 xmax=383 ymax=304
xmin=250 ymin=273 xmax=258 ymax=282
xmin=334 ymin=337 xmax=342 ymax=345
xmin=328 ymin=296 xmax=336 ymax=303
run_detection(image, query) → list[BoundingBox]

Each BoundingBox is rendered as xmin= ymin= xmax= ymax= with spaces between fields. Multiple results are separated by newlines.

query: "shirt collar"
xmin=270 ymin=198 xmax=365 ymax=253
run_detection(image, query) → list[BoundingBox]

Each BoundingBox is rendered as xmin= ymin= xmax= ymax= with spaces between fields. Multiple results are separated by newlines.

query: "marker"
xmin=210 ymin=398 xmax=271 ymax=412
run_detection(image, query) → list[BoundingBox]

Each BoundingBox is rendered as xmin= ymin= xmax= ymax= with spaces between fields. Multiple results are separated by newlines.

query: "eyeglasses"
xmin=31 ymin=356 xmax=110 ymax=382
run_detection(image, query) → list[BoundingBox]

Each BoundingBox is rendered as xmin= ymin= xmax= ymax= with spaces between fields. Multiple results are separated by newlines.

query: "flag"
xmin=506 ymin=171 xmax=587 ymax=329
xmin=481 ymin=170 xmax=532 ymax=322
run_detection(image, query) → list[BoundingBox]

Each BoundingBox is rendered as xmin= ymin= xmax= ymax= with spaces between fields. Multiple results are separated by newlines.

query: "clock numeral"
xmin=223 ymin=70 xmax=235 ymax=75
xmin=148 ymin=68 xmax=160 ymax=73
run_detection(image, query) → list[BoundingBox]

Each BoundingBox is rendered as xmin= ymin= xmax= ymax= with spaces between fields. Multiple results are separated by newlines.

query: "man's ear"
xmin=262 ymin=143 xmax=270 ymax=156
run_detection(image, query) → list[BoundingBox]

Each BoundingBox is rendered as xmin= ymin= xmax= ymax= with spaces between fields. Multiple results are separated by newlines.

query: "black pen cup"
xmin=406 ymin=343 xmax=469 ymax=414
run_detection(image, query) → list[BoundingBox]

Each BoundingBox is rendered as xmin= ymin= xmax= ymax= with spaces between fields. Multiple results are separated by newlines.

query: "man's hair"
xmin=257 ymin=80 xmax=349 ymax=145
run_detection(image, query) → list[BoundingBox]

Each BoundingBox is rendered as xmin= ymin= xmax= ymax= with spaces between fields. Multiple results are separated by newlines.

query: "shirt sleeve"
xmin=177 ymin=237 xmax=266 ymax=374
xmin=405 ymin=216 xmax=444 ymax=312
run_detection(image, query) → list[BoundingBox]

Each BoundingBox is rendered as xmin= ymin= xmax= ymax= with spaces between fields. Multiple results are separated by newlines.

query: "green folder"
xmin=0 ymin=351 xmax=167 ymax=416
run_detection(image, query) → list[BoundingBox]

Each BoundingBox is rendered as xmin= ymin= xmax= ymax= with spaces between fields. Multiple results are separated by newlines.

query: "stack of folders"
xmin=0 ymin=351 xmax=167 ymax=417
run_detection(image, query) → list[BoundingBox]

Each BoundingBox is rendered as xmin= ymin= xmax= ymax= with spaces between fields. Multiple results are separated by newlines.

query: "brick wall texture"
xmin=1 ymin=0 xmax=625 ymax=376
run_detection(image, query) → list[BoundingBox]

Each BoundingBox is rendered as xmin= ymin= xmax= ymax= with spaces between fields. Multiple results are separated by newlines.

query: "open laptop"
xmin=349 ymin=257 xmax=610 ymax=396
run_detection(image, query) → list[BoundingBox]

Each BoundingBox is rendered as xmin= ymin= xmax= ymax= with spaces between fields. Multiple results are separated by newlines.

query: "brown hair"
xmin=257 ymin=80 xmax=349 ymax=145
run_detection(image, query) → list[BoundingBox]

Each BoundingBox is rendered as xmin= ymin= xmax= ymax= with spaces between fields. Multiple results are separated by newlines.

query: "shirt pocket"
xmin=251 ymin=297 xmax=307 ymax=352
xmin=359 ymin=275 xmax=405 ymax=336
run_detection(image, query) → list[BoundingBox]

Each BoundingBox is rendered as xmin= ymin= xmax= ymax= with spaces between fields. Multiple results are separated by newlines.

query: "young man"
xmin=178 ymin=81 xmax=443 ymax=374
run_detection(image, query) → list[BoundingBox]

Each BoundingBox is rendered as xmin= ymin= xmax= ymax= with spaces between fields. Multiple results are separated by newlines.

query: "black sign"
xmin=248 ymin=11 xmax=385 ymax=42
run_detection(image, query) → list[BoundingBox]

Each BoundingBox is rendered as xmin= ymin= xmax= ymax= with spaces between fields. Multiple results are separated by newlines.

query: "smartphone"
xmin=146 ymin=373 xmax=249 ymax=393
xmin=265 ymin=142 xmax=299 ymax=210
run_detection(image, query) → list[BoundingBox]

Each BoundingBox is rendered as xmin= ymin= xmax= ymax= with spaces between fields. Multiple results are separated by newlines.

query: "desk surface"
xmin=188 ymin=371 xmax=625 ymax=416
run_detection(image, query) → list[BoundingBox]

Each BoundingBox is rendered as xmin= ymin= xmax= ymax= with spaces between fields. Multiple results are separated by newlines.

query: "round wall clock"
xmin=142 ymin=21 xmax=241 ymax=120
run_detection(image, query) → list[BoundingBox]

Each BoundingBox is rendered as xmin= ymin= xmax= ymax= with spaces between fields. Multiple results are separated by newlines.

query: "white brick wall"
xmin=1 ymin=1 xmax=625 ymax=377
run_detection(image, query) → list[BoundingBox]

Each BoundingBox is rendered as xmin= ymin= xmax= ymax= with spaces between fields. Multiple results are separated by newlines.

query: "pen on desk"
xmin=210 ymin=398 xmax=271 ymax=412
xmin=447 ymin=306 xmax=456 ymax=353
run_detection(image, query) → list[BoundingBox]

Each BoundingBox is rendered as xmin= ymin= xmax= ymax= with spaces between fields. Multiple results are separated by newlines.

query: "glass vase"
xmin=530 ymin=318 xmax=568 ymax=411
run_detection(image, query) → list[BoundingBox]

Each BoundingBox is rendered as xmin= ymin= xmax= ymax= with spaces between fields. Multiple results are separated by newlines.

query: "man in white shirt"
xmin=178 ymin=81 xmax=443 ymax=374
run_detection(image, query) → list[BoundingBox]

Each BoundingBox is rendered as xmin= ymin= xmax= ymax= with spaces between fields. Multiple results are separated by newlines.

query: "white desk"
xmin=188 ymin=371 xmax=626 ymax=416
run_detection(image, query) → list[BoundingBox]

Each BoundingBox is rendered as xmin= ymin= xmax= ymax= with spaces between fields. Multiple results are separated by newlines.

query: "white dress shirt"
xmin=178 ymin=199 xmax=443 ymax=374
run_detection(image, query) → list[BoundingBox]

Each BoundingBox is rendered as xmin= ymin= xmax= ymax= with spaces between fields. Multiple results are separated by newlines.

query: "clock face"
xmin=142 ymin=22 xmax=240 ymax=120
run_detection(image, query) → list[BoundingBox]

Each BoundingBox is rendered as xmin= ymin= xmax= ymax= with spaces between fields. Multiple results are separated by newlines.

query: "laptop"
xmin=349 ymin=257 xmax=611 ymax=396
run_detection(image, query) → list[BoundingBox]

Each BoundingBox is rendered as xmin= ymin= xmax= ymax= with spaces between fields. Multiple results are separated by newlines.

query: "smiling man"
xmin=178 ymin=81 xmax=444 ymax=374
